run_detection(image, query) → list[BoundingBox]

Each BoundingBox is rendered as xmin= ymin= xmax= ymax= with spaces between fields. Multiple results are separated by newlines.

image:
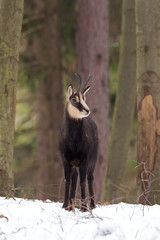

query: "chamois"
xmin=59 ymin=73 xmax=98 ymax=211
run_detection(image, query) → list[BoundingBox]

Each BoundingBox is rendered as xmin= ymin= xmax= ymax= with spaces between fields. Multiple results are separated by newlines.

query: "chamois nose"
xmin=85 ymin=109 xmax=90 ymax=115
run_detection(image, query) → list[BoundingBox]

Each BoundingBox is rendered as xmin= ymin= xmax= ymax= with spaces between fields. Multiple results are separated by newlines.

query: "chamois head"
xmin=66 ymin=73 xmax=91 ymax=120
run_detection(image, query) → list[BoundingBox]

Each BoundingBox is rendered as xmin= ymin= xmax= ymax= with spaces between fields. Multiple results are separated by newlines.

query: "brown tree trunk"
xmin=26 ymin=0 xmax=63 ymax=200
xmin=136 ymin=0 xmax=160 ymax=204
xmin=0 ymin=0 xmax=24 ymax=195
xmin=76 ymin=0 xmax=109 ymax=201
xmin=37 ymin=0 xmax=63 ymax=201
xmin=103 ymin=0 xmax=136 ymax=203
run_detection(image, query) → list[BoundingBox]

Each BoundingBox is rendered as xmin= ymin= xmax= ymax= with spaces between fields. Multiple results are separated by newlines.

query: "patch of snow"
xmin=0 ymin=197 xmax=160 ymax=239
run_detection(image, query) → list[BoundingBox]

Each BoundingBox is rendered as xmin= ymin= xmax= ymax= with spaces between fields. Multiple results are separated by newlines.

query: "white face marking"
xmin=67 ymin=102 xmax=82 ymax=119
xmin=79 ymin=92 xmax=90 ymax=112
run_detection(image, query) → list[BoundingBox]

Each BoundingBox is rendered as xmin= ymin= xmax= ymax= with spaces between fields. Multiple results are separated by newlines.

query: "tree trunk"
xmin=103 ymin=0 xmax=136 ymax=203
xmin=76 ymin=0 xmax=109 ymax=201
xmin=36 ymin=0 xmax=63 ymax=201
xmin=136 ymin=0 xmax=160 ymax=204
xmin=0 ymin=0 xmax=24 ymax=195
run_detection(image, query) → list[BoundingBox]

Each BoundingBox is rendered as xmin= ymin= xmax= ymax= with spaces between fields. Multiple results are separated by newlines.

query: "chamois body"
xmin=59 ymin=74 xmax=98 ymax=211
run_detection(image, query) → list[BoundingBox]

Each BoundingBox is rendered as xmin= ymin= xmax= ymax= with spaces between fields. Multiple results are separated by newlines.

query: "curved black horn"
xmin=75 ymin=73 xmax=82 ymax=92
xmin=82 ymin=74 xmax=91 ymax=92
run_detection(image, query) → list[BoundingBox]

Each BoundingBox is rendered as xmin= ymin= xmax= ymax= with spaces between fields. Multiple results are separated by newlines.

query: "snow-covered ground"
xmin=0 ymin=197 xmax=160 ymax=240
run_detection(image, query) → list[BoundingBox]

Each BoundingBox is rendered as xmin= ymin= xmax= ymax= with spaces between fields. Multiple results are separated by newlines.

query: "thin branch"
xmin=22 ymin=24 xmax=44 ymax=38
xmin=23 ymin=14 xmax=44 ymax=25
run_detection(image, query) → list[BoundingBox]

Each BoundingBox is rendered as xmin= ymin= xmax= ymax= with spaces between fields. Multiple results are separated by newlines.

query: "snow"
xmin=0 ymin=197 xmax=160 ymax=240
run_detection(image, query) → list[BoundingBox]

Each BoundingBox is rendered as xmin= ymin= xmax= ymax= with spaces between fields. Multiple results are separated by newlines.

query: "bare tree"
xmin=36 ymin=0 xmax=63 ymax=200
xmin=76 ymin=0 xmax=109 ymax=201
xmin=0 ymin=0 xmax=24 ymax=195
xmin=104 ymin=0 xmax=136 ymax=202
xmin=24 ymin=0 xmax=63 ymax=200
xmin=136 ymin=0 xmax=160 ymax=204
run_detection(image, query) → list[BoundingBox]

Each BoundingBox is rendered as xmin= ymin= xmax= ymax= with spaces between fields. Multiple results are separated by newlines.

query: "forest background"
xmin=14 ymin=0 xmax=135 ymax=202
xmin=1 ymin=0 xmax=159 ymax=205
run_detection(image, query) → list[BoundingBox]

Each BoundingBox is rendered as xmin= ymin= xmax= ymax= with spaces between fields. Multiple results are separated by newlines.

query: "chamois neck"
xmin=65 ymin=109 xmax=83 ymax=135
xmin=65 ymin=109 xmax=83 ymax=124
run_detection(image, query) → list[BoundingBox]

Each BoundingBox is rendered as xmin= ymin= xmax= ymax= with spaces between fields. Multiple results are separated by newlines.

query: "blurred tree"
xmin=76 ymin=0 xmax=109 ymax=201
xmin=0 ymin=0 xmax=24 ymax=195
xmin=36 ymin=0 xmax=63 ymax=200
xmin=23 ymin=0 xmax=63 ymax=200
xmin=136 ymin=0 xmax=160 ymax=204
xmin=109 ymin=0 xmax=122 ymax=42
xmin=60 ymin=0 xmax=76 ymax=76
xmin=104 ymin=0 xmax=136 ymax=202
xmin=109 ymin=0 xmax=122 ymax=115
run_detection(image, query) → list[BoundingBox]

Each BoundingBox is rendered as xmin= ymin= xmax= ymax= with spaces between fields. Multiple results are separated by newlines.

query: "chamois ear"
xmin=66 ymin=84 xmax=73 ymax=100
xmin=83 ymin=86 xmax=91 ymax=96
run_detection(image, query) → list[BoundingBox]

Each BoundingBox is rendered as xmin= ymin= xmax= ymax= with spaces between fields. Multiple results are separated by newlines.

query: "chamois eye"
xmin=71 ymin=98 xmax=77 ymax=103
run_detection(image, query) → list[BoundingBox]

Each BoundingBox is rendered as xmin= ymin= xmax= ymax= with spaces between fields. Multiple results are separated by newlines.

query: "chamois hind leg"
xmin=87 ymin=171 xmax=96 ymax=209
xmin=63 ymin=162 xmax=72 ymax=210
xmin=69 ymin=167 xmax=78 ymax=210
xmin=79 ymin=165 xmax=87 ymax=211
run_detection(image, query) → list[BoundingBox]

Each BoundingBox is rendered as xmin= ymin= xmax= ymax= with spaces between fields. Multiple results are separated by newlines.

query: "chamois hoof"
xmin=62 ymin=203 xmax=75 ymax=211
xmin=90 ymin=203 xmax=96 ymax=210
xmin=80 ymin=204 xmax=88 ymax=212
xmin=62 ymin=203 xmax=69 ymax=209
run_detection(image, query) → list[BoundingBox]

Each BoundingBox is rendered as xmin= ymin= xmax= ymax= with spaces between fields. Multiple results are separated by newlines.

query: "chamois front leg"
xmin=87 ymin=172 xmax=96 ymax=209
xmin=63 ymin=162 xmax=71 ymax=210
xmin=79 ymin=165 xmax=87 ymax=211
xmin=70 ymin=167 xmax=78 ymax=210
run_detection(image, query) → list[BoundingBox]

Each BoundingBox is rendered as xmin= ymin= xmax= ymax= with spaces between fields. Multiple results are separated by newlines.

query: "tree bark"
xmin=76 ymin=0 xmax=109 ymax=201
xmin=0 ymin=0 xmax=24 ymax=195
xmin=36 ymin=0 xmax=63 ymax=200
xmin=103 ymin=0 xmax=136 ymax=202
xmin=136 ymin=0 xmax=160 ymax=204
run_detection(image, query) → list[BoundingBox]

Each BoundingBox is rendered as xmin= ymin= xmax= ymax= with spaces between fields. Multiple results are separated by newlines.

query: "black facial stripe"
xmin=70 ymin=101 xmax=84 ymax=112
xmin=77 ymin=103 xmax=83 ymax=111
xmin=83 ymin=107 xmax=89 ymax=112
xmin=78 ymin=92 xmax=85 ymax=101
xmin=70 ymin=93 xmax=87 ymax=112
